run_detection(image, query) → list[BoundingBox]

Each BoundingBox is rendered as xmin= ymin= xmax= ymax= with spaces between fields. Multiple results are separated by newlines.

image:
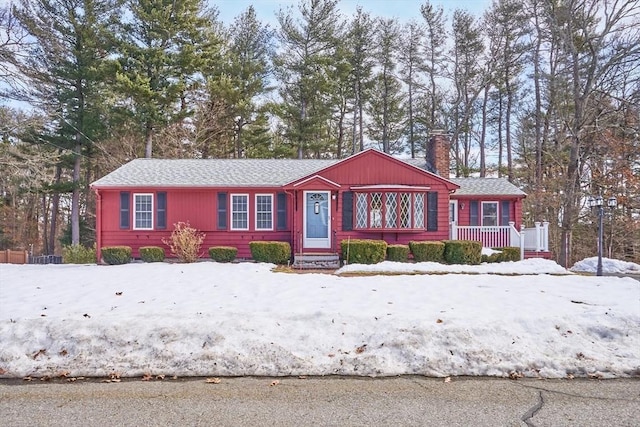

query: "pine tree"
xmin=116 ymin=0 xmax=219 ymax=158
xmin=345 ymin=7 xmax=375 ymax=154
xmin=448 ymin=9 xmax=485 ymax=176
xmin=224 ymin=6 xmax=274 ymax=158
xmin=420 ymin=1 xmax=447 ymax=132
xmin=398 ymin=20 xmax=425 ymax=158
xmin=274 ymin=0 xmax=343 ymax=158
xmin=366 ymin=18 xmax=406 ymax=154
xmin=13 ymin=0 xmax=120 ymax=246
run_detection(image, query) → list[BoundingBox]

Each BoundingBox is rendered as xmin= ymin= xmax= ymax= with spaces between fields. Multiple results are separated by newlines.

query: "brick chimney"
xmin=427 ymin=130 xmax=450 ymax=178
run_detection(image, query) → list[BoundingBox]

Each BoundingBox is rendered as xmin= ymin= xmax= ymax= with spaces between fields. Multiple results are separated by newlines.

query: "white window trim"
xmin=255 ymin=193 xmax=274 ymax=231
xmin=133 ymin=193 xmax=154 ymax=230
xmin=449 ymin=200 xmax=458 ymax=225
xmin=231 ymin=193 xmax=249 ymax=231
xmin=481 ymin=201 xmax=499 ymax=226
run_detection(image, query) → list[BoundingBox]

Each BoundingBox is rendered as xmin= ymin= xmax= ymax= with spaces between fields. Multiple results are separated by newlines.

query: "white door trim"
xmin=303 ymin=191 xmax=331 ymax=249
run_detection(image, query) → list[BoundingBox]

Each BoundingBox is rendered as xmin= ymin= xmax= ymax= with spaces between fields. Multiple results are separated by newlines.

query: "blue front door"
xmin=304 ymin=191 xmax=331 ymax=249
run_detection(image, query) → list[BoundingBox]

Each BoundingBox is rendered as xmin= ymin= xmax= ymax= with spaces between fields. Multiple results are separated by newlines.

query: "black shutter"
xmin=276 ymin=192 xmax=287 ymax=230
xmin=501 ymin=200 xmax=510 ymax=226
xmin=427 ymin=192 xmax=438 ymax=231
xmin=120 ymin=192 xmax=130 ymax=229
xmin=342 ymin=191 xmax=353 ymax=231
xmin=470 ymin=200 xmax=479 ymax=226
xmin=156 ymin=192 xmax=167 ymax=229
xmin=217 ymin=192 xmax=227 ymax=230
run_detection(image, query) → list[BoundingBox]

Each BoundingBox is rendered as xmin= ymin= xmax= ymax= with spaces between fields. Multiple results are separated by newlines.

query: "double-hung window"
xmin=255 ymin=194 xmax=273 ymax=230
xmin=231 ymin=194 xmax=249 ymax=230
xmin=481 ymin=201 xmax=498 ymax=226
xmin=133 ymin=193 xmax=153 ymax=230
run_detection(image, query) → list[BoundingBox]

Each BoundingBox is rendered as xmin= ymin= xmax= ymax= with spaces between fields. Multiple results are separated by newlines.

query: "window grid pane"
xmin=385 ymin=193 xmax=397 ymax=228
xmin=414 ymin=193 xmax=425 ymax=228
xmin=400 ymin=193 xmax=411 ymax=228
xmin=256 ymin=195 xmax=272 ymax=229
xmin=356 ymin=193 xmax=368 ymax=228
xmin=482 ymin=202 xmax=498 ymax=226
xmin=232 ymin=195 xmax=248 ymax=229
xmin=135 ymin=195 xmax=152 ymax=229
xmin=370 ymin=193 xmax=382 ymax=228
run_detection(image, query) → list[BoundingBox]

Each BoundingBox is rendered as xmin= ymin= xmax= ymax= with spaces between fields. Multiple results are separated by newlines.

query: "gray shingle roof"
xmin=91 ymin=158 xmax=340 ymax=188
xmin=449 ymin=177 xmax=527 ymax=197
xmin=403 ymin=159 xmax=527 ymax=196
xmin=91 ymin=156 xmax=526 ymax=197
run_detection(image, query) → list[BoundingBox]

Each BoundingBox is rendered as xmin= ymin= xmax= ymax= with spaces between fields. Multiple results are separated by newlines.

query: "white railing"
xmin=450 ymin=221 xmax=549 ymax=260
xmin=450 ymin=225 xmax=512 ymax=248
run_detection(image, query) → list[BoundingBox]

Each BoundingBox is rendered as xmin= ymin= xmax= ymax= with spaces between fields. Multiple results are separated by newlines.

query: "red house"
xmin=91 ymin=135 xmax=550 ymax=264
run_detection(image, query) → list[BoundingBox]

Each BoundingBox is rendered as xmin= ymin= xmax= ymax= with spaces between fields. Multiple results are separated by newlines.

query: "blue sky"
xmin=212 ymin=0 xmax=492 ymax=26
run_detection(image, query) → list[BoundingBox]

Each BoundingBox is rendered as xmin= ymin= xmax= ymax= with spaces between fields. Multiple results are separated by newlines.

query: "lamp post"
xmin=587 ymin=195 xmax=617 ymax=276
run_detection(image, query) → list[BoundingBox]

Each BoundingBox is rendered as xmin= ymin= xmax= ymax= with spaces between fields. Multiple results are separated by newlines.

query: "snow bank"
xmin=1 ymin=261 xmax=638 ymax=379
xmin=570 ymin=257 xmax=640 ymax=275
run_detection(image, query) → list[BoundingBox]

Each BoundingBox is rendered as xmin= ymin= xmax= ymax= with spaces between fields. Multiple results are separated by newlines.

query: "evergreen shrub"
xmin=62 ymin=244 xmax=96 ymax=264
xmin=443 ymin=240 xmax=482 ymax=265
xmin=249 ymin=241 xmax=290 ymax=264
xmin=101 ymin=246 xmax=132 ymax=265
xmin=341 ymin=239 xmax=387 ymax=265
xmin=482 ymin=247 xmax=521 ymax=263
xmin=409 ymin=241 xmax=445 ymax=262
xmin=387 ymin=244 xmax=410 ymax=262
xmin=209 ymin=246 xmax=238 ymax=263
xmin=139 ymin=246 xmax=165 ymax=263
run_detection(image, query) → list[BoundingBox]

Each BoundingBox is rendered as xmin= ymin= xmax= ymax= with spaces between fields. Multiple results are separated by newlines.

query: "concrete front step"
xmin=293 ymin=253 xmax=341 ymax=269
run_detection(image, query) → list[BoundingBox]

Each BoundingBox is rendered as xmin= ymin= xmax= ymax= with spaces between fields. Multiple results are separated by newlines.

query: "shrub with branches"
xmin=162 ymin=222 xmax=205 ymax=263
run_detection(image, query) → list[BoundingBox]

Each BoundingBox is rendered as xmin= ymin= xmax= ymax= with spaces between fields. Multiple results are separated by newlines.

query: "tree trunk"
xmin=145 ymin=121 xmax=153 ymax=158
xmin=71 ymin=143 xmax=81 ymax=246
xmin=48 ymin=163 xmax=63 ymax=254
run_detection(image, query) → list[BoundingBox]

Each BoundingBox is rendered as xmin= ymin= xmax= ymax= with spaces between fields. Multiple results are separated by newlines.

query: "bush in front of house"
xmin=341 ymin=239 xmax=387 ymax=265
xmin=409 ymin=241 xmax=445 ymax=263
xmin=249 ymin=241 xmax=291 ymax=264
xmin=499 ymin=247 xmax=521 ymax=262
xmin=443 ymin=240 xmax=482 ymax=265
xmin=482 ymin=247 xmax=521 ymax=263
xmin=139 ymin=246 xmax=165 ymax=263
xmin=162 ymin=221 xmax=205 ymax=263
xmin=481 ymin=251 xmax=502 ymax=263
xmin=62 ymin=244 xmax=96 ymax=264
xmin=101 ymin=246 xmax=132 ymax=265
xmin=209 ymin=246 xmax=238 ymax=263
xmin=387 ymin=244 xmax=410 ymax=262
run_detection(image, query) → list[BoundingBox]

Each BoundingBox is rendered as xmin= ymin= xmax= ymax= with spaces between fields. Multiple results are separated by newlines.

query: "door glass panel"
xmin=306 ymin=193 xmax=328 ymax=238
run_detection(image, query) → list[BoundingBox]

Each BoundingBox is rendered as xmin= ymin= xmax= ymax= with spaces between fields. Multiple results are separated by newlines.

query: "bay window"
xmin=354 ymin=191 xmax=428 ymax=230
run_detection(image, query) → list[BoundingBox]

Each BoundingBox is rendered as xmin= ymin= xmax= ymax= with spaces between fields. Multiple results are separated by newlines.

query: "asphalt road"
xmin=1 ymin=376 xmax=639 ymax=427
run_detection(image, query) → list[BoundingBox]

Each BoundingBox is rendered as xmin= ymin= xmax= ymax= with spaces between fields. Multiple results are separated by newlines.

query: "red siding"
xmin=453 ymin=196 xmax=523 ymax=228
xmin=97 ymin=188 xmax=291 ymax=260
xmin=317 ymin=150 xmax=456 ymax=190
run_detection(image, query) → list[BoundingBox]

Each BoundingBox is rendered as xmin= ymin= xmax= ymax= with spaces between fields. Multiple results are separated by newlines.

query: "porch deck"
xmin=450 ymin=221 xmax=551 ymax=260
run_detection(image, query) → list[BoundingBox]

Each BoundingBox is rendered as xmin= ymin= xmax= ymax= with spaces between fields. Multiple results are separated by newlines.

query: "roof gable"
xmin=286 ymin=149 xmax=459 ymax=190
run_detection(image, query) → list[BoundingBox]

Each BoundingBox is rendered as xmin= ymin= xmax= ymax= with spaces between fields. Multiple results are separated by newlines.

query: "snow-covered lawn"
xmin=0 ymin=258 xmax=638 ymax=379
